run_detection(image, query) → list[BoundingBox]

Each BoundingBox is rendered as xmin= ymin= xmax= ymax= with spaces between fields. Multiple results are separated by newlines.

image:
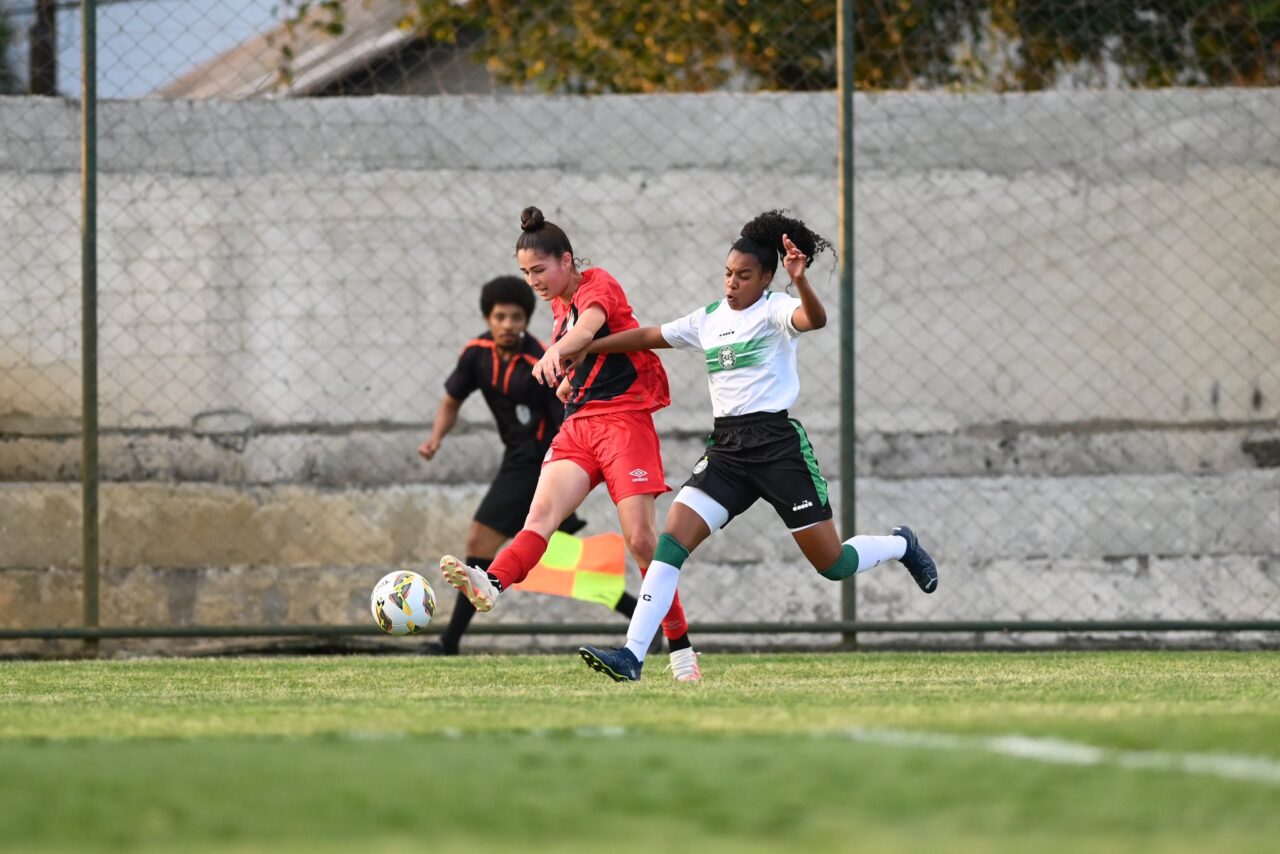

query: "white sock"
xmin=624 ymin=561 xmax=680 ymax=662
xmin=845 ymin=535 xmax=906 ymax=574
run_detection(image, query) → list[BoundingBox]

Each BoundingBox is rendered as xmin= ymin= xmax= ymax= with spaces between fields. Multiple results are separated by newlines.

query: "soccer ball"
xmin=370 ymin=570 xmax=436 ymax=636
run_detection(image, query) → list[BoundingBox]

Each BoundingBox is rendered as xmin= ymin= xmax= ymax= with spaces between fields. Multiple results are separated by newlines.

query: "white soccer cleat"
xmin=439 ymin=555 xmax=500 ymax=612
xmin=666 ymin=648 xmax=702 ymax=683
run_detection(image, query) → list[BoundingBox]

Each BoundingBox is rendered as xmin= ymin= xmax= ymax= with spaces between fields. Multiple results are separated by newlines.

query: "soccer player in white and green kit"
xmin=564 ymin=211 xmax=939 ymax=682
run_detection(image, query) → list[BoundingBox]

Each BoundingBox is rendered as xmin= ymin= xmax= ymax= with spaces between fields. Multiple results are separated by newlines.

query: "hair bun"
xmin=520 ymin=206 xmax=545 ymax=232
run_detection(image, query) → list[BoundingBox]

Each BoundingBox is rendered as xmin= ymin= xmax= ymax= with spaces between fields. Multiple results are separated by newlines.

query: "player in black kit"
xmin=418 ymin=276 xmax=637 ymax=654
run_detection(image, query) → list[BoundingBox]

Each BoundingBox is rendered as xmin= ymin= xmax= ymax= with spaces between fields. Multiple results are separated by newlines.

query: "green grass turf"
xmin=2 ymin=651 xmax=1279 ymax=852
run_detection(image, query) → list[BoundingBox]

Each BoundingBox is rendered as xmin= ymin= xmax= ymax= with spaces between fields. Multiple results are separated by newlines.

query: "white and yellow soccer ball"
xmin=370 ymin=570 xmax=436 ymax=636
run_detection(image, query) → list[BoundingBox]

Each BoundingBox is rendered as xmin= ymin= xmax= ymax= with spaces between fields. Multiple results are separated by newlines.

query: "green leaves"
xmin=271 ymin=1 xmax=1280 ymax=93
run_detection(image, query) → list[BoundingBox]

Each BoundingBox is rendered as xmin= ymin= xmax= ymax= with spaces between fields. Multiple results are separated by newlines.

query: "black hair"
xmin=479 ymin=275 xmax=535 ymax=319
xmin=731 ymin=210 xmax=833 ymax=277
xmin=515 ymin=206 xmax=574 ymax=260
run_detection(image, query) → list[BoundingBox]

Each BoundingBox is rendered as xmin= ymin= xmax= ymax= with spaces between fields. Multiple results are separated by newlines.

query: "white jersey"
xmin=660 ymin=291 xmax=803 ymax=418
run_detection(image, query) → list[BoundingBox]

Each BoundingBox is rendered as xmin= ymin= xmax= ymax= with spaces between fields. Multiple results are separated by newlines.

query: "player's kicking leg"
xmin=439 ymin=555 xmax=502 ymax=612
xmin=442 ymin=459 xmax=592 ymax=612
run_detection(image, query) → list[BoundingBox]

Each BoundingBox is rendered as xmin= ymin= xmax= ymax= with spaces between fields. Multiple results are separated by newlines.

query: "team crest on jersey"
xmin=515 ymin=404 xmax=531 ymax=425
xmin=717 ymin=346 xmax=736 ymax=369
xmin=692 ymin=456 xmax=709 ymax=474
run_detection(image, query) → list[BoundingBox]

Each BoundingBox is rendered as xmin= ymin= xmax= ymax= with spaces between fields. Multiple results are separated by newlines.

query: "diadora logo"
xmin=629 ymin=468 xmax=648 ymax=482
xmin=792 ymin=500 xmax=813 ymax=512
xmin=717 ymin=329 xmax=735 ymax=337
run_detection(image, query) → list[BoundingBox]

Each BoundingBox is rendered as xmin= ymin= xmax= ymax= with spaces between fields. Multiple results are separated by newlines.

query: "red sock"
xmin=639 ymin=564 xmax=690 ymax=639
xmin=488 ymin=529 xmax=549 ymax=590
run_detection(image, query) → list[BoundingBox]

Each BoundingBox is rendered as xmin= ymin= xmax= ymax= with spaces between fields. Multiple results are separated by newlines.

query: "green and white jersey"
xmin=660 ymin=291 xmax=804 ymax=418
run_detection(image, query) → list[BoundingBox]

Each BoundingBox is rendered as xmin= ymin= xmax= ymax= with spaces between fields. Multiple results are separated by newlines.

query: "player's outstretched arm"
xmin=533 ymin=305 xmax=608 ymax=385
xmin=586 ymin=326 xmax=671 ymax=355
xmin=418 ymin=394 xmax=462 ymax=460
xmin=784 ymin=233 xmax=827 ymax=332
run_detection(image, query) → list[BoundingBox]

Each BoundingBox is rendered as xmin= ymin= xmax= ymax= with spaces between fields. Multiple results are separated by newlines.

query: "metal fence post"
xmin=81 ymin=0 xmax=99 ymax=657
xmin=838 ymin=0 xmax=856 ymax=650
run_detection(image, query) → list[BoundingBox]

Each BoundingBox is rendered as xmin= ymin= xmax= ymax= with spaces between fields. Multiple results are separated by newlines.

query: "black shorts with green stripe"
xmin=682 ymin=410 xmax=833 ymax=531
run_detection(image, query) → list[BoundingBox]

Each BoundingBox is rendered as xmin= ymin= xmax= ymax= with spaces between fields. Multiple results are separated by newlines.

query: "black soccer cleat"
xmin=893 ymin=526 xmax=938 ymax=594
xmin=579 ymin=644 xmax=642 ymax=682
xmin=420 ymin=640 xmax=458 ymax=656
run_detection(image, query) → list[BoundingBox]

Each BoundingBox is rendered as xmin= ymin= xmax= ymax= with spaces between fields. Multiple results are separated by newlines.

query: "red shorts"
xmin=544 ymin=409 xmax=670 ymax=503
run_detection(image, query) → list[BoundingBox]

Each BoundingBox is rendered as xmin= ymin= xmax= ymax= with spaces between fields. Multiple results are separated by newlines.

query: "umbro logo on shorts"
xmin=629 ymin=469 xmax=648 ymax=482
xmin=792 ymin=500 xmax=813 ymax=512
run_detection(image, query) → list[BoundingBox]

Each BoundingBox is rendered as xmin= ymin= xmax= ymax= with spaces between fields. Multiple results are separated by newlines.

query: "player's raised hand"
xmin=533 ymin=345 xmax=565 ymax=385
xmin=417 ymin=436 xmax=441 ymax=460
xmin=560 ymin=347 xmax=587 ymax=375
xmin=782 ymin=233 xmax=808 ymax=281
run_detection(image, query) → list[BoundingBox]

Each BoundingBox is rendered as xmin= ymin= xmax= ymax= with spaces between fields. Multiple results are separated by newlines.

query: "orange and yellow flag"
xmin=511 ymin=531 xmax=627 ymax=608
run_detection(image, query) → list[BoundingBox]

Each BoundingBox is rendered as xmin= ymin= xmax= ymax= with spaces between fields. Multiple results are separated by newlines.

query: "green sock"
xmin=819 ymin=544 xmax=859 ymax=581
xmin=653 ymin=533 xmax=690 ymax=569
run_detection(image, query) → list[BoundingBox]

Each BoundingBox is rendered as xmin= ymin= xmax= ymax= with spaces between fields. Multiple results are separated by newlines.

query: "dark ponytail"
xmin=732 ymin=210 xmax=833 ymax=277
xmin=516 ymin=206 xmax=574 ymax=259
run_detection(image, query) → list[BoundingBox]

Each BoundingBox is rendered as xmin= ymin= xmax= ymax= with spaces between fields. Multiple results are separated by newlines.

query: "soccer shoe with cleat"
xmin=579 ymin=644 xmax=642 ymax=682
xmin=439 ymin=555 xmax=501 ymax=612
xmin=665 ymin=648 xmax=702 ymax=683
xmin=892 ymin=526 xmax=938 ymax=593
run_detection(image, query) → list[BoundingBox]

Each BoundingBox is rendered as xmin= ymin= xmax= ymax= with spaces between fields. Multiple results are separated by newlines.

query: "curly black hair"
xmin=732 ymin=210 xmax=833 ymax=277
xmin=479 ymin=275 xmax=535 ymax=319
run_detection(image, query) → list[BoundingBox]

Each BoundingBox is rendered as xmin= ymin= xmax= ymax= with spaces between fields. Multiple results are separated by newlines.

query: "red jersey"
xmin=551 ymin=267 xmax=670 ymax=419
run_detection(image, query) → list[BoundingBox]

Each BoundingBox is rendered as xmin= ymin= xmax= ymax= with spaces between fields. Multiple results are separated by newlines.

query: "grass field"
xmin=3 ymin=650 xmax=1279 ymax=852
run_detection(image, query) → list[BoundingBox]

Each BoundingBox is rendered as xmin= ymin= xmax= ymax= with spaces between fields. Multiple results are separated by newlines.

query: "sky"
xmin=5 ymin=0 xmax=280 ymax=98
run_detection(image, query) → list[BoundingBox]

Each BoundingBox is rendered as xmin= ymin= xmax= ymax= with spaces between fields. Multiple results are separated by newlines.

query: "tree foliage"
xmin=851 ymin=0 xmax=1280 ymax=90
xmin=996 ymin=0 xmax=1280 ymax=90
xmin=277 ymin=1 xmax=1280 ymax=92
xmin=458 ymin=0 xmax=837 ymax=93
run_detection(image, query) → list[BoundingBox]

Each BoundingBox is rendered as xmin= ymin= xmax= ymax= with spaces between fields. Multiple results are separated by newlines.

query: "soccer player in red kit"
xmin=419 ymin=274 xmax=635 ymax=656
xmin=439 ymin=206 xmax=700 ymax=681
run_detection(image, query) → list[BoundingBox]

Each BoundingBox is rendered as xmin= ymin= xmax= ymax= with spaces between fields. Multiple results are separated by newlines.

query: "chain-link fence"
xmin=848 ymin=2 xmax=1280 ymax=643
xmin=1 ymin=1 xmax=1278 ymax=652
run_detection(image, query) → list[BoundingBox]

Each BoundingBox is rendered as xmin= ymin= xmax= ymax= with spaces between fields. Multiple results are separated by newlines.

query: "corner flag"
xmin=511 ymin=531 xmax=627 ymax=608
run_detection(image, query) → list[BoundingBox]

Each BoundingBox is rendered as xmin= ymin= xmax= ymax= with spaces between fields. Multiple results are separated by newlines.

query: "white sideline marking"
xmin=324 ymin=727 xmax=1280 ymax=786
xmin=41 ymin=726 xmax=1272 ymax=789
xmin=835 ymin=728 xmax=1280 ymax=787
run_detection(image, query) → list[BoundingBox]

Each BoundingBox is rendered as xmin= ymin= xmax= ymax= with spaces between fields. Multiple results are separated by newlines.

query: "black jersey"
xmin=443 ymin=332 xmax=565 ymax=447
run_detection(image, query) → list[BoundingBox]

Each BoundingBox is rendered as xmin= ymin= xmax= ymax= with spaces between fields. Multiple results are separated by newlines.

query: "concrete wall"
xmin=2 ymin=90 xmax=1278 ymax=652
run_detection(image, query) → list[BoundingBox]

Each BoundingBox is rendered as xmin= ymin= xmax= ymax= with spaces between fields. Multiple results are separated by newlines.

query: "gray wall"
xmin=1 ymin=90 xmax=1277 ymax=650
